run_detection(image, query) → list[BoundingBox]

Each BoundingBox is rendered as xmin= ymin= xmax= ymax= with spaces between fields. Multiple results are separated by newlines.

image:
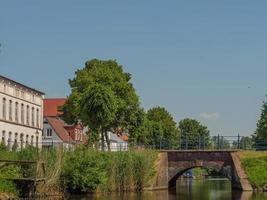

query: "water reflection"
xmin=69 ymin=179 xmax=267 ymax=200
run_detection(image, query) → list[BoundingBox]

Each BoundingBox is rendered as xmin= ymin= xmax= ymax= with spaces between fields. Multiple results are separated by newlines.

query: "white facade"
xmin=0 ymin=76 xmax=44 ymax=149
xmin=42 ymin=118 xmax=73 ymax=149
xmin=102 ymin=132 xmax=128 ymax=152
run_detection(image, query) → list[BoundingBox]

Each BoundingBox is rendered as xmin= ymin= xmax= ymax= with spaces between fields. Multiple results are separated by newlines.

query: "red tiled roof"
xmin=44 ymin=98 xmax=66 ymax=117
xmin=120 ymin=133 xmax=129 ymax=141
xmin=46 ymin=116 xmax=74 ymax=143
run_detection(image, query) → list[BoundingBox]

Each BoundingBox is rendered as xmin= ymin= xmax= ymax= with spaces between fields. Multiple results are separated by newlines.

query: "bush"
xmin=0 ymin=180 xmax=18 ymax=196
xmin=61 ymin=149 xmax=157 ymax=193
xmin=61 ymin=148 xmax=109 ymax=193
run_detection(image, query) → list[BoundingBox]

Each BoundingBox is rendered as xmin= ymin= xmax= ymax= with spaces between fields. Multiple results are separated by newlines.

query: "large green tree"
xmin=61 ymin=59 xmax=141 ymax=150
xmin=178 ymin=118 xmax=210 ymax=149
xmin=255 ymin=97 xmax=267 ymax=140
xmin=146 ymin=107 xmax=179 ymax=148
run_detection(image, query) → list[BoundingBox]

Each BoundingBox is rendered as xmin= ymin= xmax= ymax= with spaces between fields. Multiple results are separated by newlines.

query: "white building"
xmin=0 ymin=75 xmax=44 ymax=149
xmin=42 ymin=98 xmax=86 ymax=149
xmin=101 ymin=132 xmax=128 ymax=151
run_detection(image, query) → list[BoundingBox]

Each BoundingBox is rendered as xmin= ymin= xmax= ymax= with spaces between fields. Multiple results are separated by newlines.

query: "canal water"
xmin=69 ymin=179 xmax=267 ymax=200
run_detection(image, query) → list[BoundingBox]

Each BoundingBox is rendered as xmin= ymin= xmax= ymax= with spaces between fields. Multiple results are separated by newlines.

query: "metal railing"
xmin=1 ymin=136 xmax=266 ymax=151
xmin=130 ymin=134 xmax=267 ymax=151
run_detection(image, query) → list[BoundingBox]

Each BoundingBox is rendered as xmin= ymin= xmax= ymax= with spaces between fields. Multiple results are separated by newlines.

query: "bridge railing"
xmin=1 ymin=136 xmax=266 ymax=151
xmin=130 ymin=134 xmax=267 ymax=151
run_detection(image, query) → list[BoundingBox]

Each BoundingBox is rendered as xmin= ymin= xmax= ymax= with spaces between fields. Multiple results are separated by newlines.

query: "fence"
xmin=1 ymin=135 xmax=267 ymax=151
xmin=131 ymin=134 xmax=267 ymax=151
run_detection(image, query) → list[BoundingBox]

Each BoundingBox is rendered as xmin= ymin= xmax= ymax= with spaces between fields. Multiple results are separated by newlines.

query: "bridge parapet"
xmin=147 ymin=150 xmax=252 ymax=191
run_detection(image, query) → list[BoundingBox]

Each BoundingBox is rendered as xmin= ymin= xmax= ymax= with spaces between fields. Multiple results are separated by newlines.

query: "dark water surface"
xmin=69 ymin=179 xmax=267 ymax=200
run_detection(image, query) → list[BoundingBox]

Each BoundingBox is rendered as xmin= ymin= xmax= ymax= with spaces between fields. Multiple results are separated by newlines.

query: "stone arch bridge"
xmin=148 ymin=150 xmax=252 ymax=191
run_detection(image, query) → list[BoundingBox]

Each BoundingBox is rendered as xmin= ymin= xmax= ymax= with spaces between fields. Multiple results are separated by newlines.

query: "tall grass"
xmin=61 ymin=148 xmax=157 ymax=193
xmin=0 ymin=145 xmax=158 ymax=196
xmin=239 ymin=151 xmax=267 ymax=189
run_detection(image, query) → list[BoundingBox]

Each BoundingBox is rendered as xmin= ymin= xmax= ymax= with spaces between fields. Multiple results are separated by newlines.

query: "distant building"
xmin=42 ymin=98 xmax=86 ymax=148
xmin=0 ymin=75 xmax=44 ymax=149
xmin=107 ymin=132 xmax=129 ymax=151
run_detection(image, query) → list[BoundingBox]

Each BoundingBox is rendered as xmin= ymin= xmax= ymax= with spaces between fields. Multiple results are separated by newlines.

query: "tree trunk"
xmin=104 ymin=131 xmax=111 ymax=151
xmin=101 ymin=131 xmax=105 ymax=151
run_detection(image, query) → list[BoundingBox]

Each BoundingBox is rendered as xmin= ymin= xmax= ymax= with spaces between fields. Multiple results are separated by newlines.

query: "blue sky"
xmin=1 ymin=1 xmax=267 ymax=136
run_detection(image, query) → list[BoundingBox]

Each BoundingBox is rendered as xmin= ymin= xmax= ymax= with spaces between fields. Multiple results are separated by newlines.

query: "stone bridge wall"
xmin=147 ymin=151 xmax=252 ymax=191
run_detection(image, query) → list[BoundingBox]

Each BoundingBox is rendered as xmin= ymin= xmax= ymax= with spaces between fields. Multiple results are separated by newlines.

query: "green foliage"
xmin=130 ymin=151 xmax=157 ymax=190
xmin=255 ymin=97 xmax=267 ymax=140
xmin=146 ymin=107 xmax=180 ymax=148
xmin=61 ymin=148 xmax=157 ymax=193
xmin=61 ymin=59 xmax=141 ymax=147
xmin=128 ymin=107 xmax=179 ymax=149
xmin=0 ymin=143 xmax=8 ymax=151
xmin=61 ymin=148 xmax=109 ymax=193
xmin=0 ymin=180 xmax=18 ymax=196
xmin=81 ymin=84 xmax=117 ymax=131
xmin=241 ymin=155 xmax=267 ymax=188
xmin=179 ymin=118 xmax=210 ymax=149
xmin=211 ymin=136 xmax=230 ymax=149
xmin=240 ymin=136 xmax=253 ymax=150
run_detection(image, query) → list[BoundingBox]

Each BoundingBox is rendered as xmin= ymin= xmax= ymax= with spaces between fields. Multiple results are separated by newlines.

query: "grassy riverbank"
xmin=0 ymin=145 xmax=157 ymax=197
xmin=238 ymin=151 xmax=267 ymax=190
xmin=61 ymin=148 xmax=157 ymax=193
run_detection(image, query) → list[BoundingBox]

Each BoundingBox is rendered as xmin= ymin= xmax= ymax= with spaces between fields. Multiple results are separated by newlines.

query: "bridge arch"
xmin=168 ymin=153 xmax=234 ymax=188
xmin=168 ymin=162 xmax=231 ymax=188
xmin=149 ymin=151 xmax=252 ymax=191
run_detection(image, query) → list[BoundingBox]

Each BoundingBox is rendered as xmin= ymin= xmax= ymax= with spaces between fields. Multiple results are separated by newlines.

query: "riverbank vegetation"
xmin=61 ymin=148 xmax=157 ymax=193
xmin=239 ymin=151 xmax=267 ymax=190
xmin=0 ymin=145 xmax=157 ymax=197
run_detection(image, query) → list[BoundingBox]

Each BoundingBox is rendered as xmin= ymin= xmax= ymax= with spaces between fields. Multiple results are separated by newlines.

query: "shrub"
xmin=61 ymin=148 xmax=108 ymax=193
xmin=61 ymin=149 xmax=157 ymax=193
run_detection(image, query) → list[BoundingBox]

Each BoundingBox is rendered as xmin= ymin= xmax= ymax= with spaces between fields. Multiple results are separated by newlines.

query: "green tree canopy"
xmin=178 ymin=118 xmax=210 ymax=149
xmin=146 ymin=107 xmax=179 ymax=148
xmin=255 ymin=97 xmax=267 ymax=140
xmin=61 ymin=59 xmax=141 ymax=150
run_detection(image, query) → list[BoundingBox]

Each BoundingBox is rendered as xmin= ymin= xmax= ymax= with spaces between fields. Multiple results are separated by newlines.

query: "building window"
xmin=3 ymin=84 xmax=6 ymax=93
xmin=21 ymin=104 xmax=24 ymax=124
xmin=1 ymin=131 xmax=5 ymax=145
xmin=31 ymin=135 xmax=34 ymax=146
xmin=15 ymin=102 xmax=19 ymax=123
xmin=8 ymin=132 xmax=12 ymax=149
xmin=46 ymin=128 xmax=52 ymax=137
xmin=26 ymin=105 xmax=30 ymax=125
xmin=32 ymin=94 xmax=35 ymax=102
xmin=36 ymin=109 xmax=39 ymax=128
xmin=9 ymin=100 xmax=12 ymax=121
xmin=15 ymin=89 xmax=19 ymax=97
xmin=21 ymin=91 xmax=25 ymax=99
xmin=13 ymin=133 xmax=18 ymax=150
xmin=26 ymin=135 xmax=29 ymax=146
xmin=2 ymin=98 xmax=6 ymax=120
xmin=20 ymin=133 xmax=24 ymax=148
xmin=36 ymin=136 xmax=38 ymax=148
xmin=31 ymin=107 xmax=35 ymax=127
